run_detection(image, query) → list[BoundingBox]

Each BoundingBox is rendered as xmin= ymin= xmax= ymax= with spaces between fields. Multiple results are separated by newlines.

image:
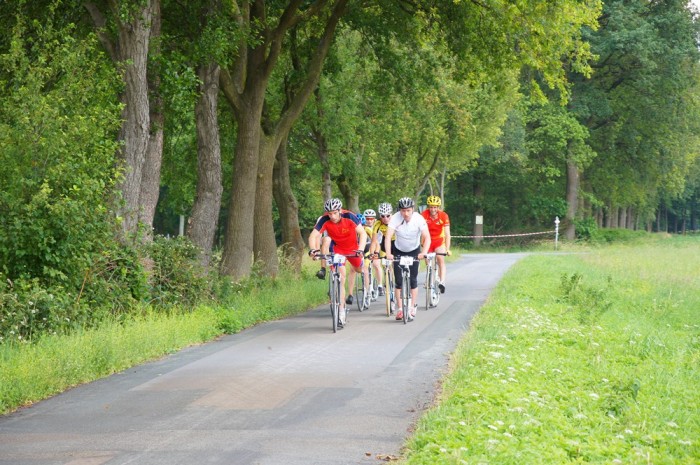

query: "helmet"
xmin=378 ymin=202 xmax=393 ymax=216
xmin=427 ymin=195 xmax=442 ymax=207
xmin=398 ymin=197 xmax=415 ymax=209
xmin=357 ymin=213 xmax=366 ymax=225
xmin=324 ymin=198 xmax=342 ymax=212
xmin=363 ymin=209 xmax=377 ymax=219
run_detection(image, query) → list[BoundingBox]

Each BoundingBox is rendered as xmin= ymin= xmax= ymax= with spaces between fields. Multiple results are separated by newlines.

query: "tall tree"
xmin=85 ymin=0 xmax=159 ymax=242
xmin=218 ymin=0 xmax=349 ymax=280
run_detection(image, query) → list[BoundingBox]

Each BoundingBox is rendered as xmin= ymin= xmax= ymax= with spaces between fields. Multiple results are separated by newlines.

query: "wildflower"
xmin=589 ymin=393 xmax=599 ymax=399
xmin=679 ymin=440 xmax=692 ymax=446
xmin=667 ymin=421 xmax=679 ymax=428
xmin=488 ymin=425 xmax=498 ymax=431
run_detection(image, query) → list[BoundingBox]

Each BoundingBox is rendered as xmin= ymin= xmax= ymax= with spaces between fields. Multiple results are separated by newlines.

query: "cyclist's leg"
xmin=435 ymin=244 xmax=447 ymax=292
xmin=393 ymin=260 xmax=403 ymax=317
xmin=409 ymin=250 xmax=420 ymax=318
xmin=372 ymin=258 xmax=383 ymax=288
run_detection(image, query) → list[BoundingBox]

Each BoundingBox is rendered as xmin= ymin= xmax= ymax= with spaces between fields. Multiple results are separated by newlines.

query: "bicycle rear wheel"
xmin=354 ymin=271 xmax=365 ymax=312
xmin=431 ymin=270 xmax=441 ymax=308
xmin=369 ymin=266 xmax=378 ymax=301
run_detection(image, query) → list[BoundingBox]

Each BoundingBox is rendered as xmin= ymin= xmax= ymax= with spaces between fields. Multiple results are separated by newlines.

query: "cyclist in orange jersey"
xmin=421 ymin=195 xmax=451 ymax=293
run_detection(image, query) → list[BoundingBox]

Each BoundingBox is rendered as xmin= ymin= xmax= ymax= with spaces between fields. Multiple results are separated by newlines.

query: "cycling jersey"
xmin=371 ymin=220 xmax=395 ymax=252
xmin=422 ymin=210 xmax=450 ymax=251
xmin=388 ymin=212 xmax=428 ymax=252
xmin=314 ymin=210 xmax=363 ymax=267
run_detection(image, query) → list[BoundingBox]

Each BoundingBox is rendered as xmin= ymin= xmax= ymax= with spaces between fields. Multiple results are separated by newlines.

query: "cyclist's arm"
xmin=419 ymin=227 xmax=431 ymax=258
xmin=355 ymin=223 xmax=368 ymax=252
xmin=308 ymin=228 xmax=322 ymax=252
xmin=369 ymin=231 xmax=379 ymax=254
xmin=444 ymin=224 xmax=451 ymax=254
xmin=384 ymin=227 xmax=395 ymax=259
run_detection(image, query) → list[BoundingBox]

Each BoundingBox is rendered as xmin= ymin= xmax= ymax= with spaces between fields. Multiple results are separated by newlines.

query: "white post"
xmin=179 ymin=215 xmax=185 ymax=237
xmin=554 ymin=216 xmax=560 ymax=250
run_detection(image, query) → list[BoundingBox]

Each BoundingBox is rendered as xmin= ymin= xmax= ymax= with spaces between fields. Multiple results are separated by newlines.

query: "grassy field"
xmin=404 ymin=236 xmax=700 ymax=464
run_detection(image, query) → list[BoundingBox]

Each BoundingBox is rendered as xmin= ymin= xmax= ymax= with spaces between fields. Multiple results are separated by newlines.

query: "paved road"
xmin=0 ymin=253 xmax=526 ymax=465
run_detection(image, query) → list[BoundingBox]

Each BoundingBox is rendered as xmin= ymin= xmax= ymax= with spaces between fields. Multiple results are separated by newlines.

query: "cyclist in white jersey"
xmin=384 ymin=197 xmax=430 ymax=321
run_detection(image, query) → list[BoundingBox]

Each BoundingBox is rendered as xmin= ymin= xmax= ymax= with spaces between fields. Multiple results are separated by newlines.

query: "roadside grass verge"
xmin=0 ymin=264 xmax=328 ymax=415
xmin=405 ymin=237 xmax=700 ymax=464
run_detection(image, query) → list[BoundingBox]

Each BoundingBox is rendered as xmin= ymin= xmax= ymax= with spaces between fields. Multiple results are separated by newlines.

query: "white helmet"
xmin=378 ymin=202 xmax=393 ymax=216
xmin=363 ymin=209 xmax=377 ymax=218
xmin=324 ymin=198 xmax=342 ymax=212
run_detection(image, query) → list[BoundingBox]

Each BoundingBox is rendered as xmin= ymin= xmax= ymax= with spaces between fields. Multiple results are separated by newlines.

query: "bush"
xmin=146 ymin=236 xmax=213 ymax=308
xmin=574 ymin=217 xmax=598 ymax=241
xmin=590 ymin=228 xmax=649 ymax=244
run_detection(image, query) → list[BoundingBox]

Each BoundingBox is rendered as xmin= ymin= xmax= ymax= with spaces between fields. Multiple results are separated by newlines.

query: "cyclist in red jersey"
xmin=421 ymin=195 xmax=451 ymax=293
xmin=308 ymin=198 xmax=367 ymax=327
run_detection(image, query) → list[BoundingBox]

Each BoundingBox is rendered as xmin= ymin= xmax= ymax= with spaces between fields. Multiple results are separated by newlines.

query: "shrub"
xmin=146 ymin=236 xmax=213 ymax=308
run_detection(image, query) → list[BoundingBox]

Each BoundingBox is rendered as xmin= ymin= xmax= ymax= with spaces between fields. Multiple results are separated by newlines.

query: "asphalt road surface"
xmin=0 ymin=253 xmax=527 ymax=465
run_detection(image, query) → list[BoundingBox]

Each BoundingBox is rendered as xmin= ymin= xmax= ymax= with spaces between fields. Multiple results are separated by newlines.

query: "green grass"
xmin=404 ymin=236 xmax=700 ymax=464
xmin=0 ymin=263 xmax=328 ymax=414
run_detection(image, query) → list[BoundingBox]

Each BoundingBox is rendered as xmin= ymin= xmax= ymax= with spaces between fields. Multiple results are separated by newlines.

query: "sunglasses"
xmin=381 ymin=214 xmax=391 ymax=218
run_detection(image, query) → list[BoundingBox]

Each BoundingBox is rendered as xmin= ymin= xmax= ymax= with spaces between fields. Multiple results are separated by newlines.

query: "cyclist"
xmin=308 ymin=198 xmax=367 ymax=328
xmin=368 ymin=202 xmax=395 ymax=297
xmin=421 ymin=195 xmax=451 ymax=293
xmin=384 ymin=197 xmax=430 ymax=321
xmin=362 ymin=208 xmax=383 ymax=296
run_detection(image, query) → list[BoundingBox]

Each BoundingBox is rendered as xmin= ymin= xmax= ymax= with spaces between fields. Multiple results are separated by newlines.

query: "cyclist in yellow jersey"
xmin=362 ymin=208 xmax=383 ymax=296
xmin=368 ymin=202 xmax=395 ymax=296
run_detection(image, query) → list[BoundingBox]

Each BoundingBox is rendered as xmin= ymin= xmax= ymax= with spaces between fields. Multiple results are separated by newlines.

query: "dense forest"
xmin=2 ymin=0 xmax=699 ymax=340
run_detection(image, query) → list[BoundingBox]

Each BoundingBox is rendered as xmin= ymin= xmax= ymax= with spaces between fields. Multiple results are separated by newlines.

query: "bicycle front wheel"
xmin=330 ymin=274 xmax=340 ymax=333
xmin=425 ymin=264 xmax=432 ymax=310
xmin=402 ymin=270 xmax=410 ymax=325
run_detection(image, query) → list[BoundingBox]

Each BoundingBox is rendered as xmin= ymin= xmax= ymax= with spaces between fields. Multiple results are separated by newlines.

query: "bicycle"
xmin=316 ymin=253 xmax=356 ymax=332
xmin=424 ymin=252 xmax=448 ymax=310
xmin=392 ymin=255 xmax=417 ymax=324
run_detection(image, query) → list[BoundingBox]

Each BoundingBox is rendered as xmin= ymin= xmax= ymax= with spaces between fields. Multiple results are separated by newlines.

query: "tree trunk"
xmin=253 ymin=137 xmax=279 ymax=277
xmin=273 ymin=134 xmax=305 ymax=274
xmin=116 ymin=4 xmax=152 ymax=239
xmin=187 ymin=62 xmax=222 ymax=268
xmin=84 ymin=0 xmax=155 ymax=242
xmin=610 ymin=205 xmax=619 ymax=228
xmin=220 ymin=100 xmax=264 ymax=280
xmin=618 ymin=206 xmax=627 ymax=230
xmin=337 ymin=175 xmax=359 ymax=212
xmin=138 ymin=0 xmax=163 ymax=242
xmin=564 ymin=157 xmax=579 ymax=240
